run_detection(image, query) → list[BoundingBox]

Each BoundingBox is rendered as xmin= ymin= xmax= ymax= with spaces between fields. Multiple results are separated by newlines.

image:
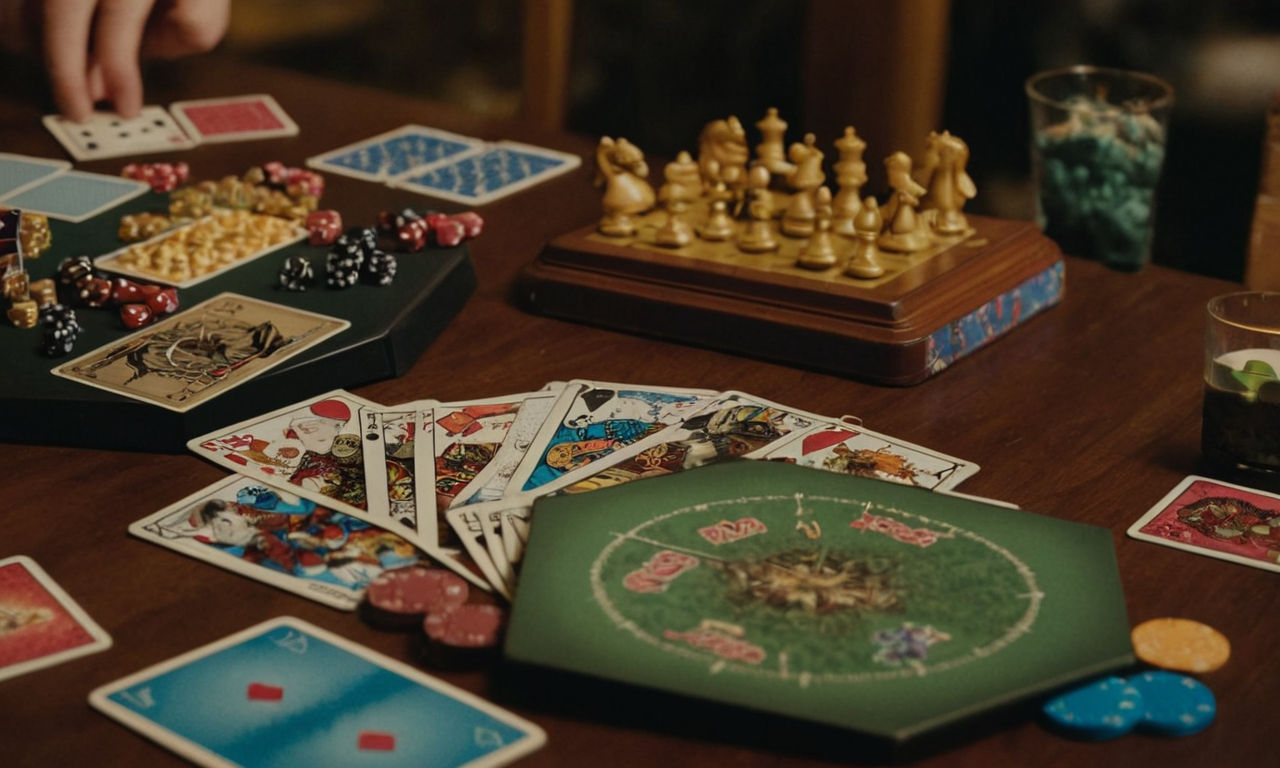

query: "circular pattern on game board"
xmin=589 ymin=492 xmax=1043 ymax=685
xmin=1131 ymin=617 xmax=1230 ymax=673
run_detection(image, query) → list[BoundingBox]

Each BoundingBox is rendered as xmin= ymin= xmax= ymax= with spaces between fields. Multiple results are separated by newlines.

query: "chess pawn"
xmin=754 ymin=107 xmax=795 ymax=177
xmin=594 ymin=136 xmax=655 ymax=237
xmin=737 ymin=165 xmax=779 ymax=253
xmin=654 ymin=198 xmax=694 ymax=248
xmin=845 ymin=197 xmax=885 ymax=279
xmin=917 ymin=130 xmax=977 ymax=236
xmin=697 ymin=160 xmax=736 ymax=241
xmin=655 ymin=151 xmax=702 ymax=248
xmin=797 ymin=187 xmax=839 ymax=270
xmin=831 ymin=126 xmax=867 ymax=236
xmin=878 ymin=151 xmax=931 ymax=252
xmin=782 ymin=133 xmax=825 ymax=238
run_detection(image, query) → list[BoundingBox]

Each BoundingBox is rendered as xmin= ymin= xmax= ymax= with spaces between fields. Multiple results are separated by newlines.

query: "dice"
xmin=305 ymin=210 xmax=343 ymax=246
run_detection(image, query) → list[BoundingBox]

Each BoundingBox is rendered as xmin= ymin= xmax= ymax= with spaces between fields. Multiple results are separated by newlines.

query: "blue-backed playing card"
xmin=89 ymin=616 xmax=546 ymax=767
xmin=306 ymin=125 xmax=485 ymax=183
xmin=391 ymin=140 xmax=582 ymax=205
xmin=0 ymin=153 xmax=70 ymax=197
xmin=0 ymin=170 xmax=148 ymax=222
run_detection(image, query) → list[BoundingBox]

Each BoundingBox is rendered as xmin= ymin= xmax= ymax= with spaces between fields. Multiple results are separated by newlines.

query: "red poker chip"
xmin=360 ymin=566 xmax=470 ymax=630
xmin=423 ymin=603 xmax=505 ymax=649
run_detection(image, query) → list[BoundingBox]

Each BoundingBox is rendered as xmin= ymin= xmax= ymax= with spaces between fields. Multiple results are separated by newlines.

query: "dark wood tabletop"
xmin=1 ymin=56 xmax=1273 ymax=767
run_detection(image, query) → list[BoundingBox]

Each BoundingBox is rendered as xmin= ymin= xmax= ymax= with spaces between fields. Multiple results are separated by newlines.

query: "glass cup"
xmin=1026 ymin=66 xmax=1174 ymax=271
xmin=1202 ymin=292 xmax=1280 ymax=476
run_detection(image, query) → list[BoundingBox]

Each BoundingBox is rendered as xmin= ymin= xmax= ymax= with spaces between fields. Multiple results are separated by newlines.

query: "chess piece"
xmin=697 ymin=161 xmax=736 ymax=241
xmin=737 ymin=165 xmax=779 ymax=253
xmin=782 ymin=133 xmax=825 ymax=238
xmin=594 ymin=136 xmax=655 ymax=237
xmin=845 ymin=197 xmax=885 ymax=279
xmin=831 ymin=126 xmax=867 ymax=236
xmin=917 ymin=130 xmax=977 ymax=236
xmin=655 ymin=151 xmax=701 ymax=247
xmin=878 ymin=151 xmax=931 ymax=252
xmin=698 ymin=116 xmax=750 ymax=187
xmin=754 ymin=107 xmax=795 ymax=176
xmin=797 ymin=186 xmax=839 ymax=269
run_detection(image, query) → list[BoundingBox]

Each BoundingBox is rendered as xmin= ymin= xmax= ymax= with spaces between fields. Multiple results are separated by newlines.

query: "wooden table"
xmin=1 ymin=57 xmax=1273 ymax=767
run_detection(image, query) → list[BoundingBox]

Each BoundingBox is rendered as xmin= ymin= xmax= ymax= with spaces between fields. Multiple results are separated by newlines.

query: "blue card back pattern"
xmin=394 ymin=141 xmax=581 ymax=204
xmin=90 ymin=617 xmax=545 ymax=768
xmin=0 ymin=153 xmax=70 ymax=197
xmin=0 ymin=171 xmax=147 ymax=223
xmin=308 ymin=125 xmax=484 ymax=181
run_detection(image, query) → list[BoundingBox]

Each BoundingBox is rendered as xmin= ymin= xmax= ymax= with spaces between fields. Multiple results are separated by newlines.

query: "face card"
xmin=360 ymin=407 xmax=427 ymax=539
xmin=53 ymin=293 xmax=350 ymax=412
xmin=509 ymin=380 xmax=718 ymax=496
xmin=130 ymin=476 xmax=429 ymax=611
xmin=0 ymin=153 xmax=70 ymax=197
xmin=169 ymin=94 xmax=299 ymax=144
xmin=392 ymin=140 xmax=582 ymax=205
xmin=0 ymin=170 xmax=148 ymax=222
xmin=43 ymin=106 xmax=196 ymax=161
xmin=89 ymin=617 xmax=546 ymax=767
xmin=189 ymin=389 xmax=381 ymax=519
xmin=432 ymin=393 xmax=547 ymax=515
xmin=453 ymin=389 xmax=563 ymax=507
xmin=760 ymin=424 xmax=979 ymax=491
xmin=444 ymin=505 xmax=515 ymax=600
xmin=1127 ymin=475 xmax=1280 ymax=572
xmin=0 ymin=555 xmax=111 ymax=682
xmin=305 ymin=124 xmax=485 ymax=183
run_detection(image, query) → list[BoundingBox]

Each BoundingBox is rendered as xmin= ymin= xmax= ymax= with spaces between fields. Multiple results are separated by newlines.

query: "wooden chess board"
xmin=521 ymin=210 xmax=1064 ymax=385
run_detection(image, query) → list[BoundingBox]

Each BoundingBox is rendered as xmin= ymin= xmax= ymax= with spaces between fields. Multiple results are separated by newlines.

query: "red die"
xmin=75 ymin=276 xmax=112 ymax=307
xmin=121 ymin=162 xmax=185 ymax=193
xmin=144 ymin=287 xmax=179 ymax=315
xmin=396 ymin=219 xmax=431 ymax=252
xmin=285 ymin=168 xmax=325 ymax=198
xmin=433 ymin=219 xmax=467 ymax=247
xmin=110 ymin=277 xmax=145 ymax=304
xmin=305 ymin=210 xmax=343 ymax=246
xmin=449 ymin=211 xmax=484 ymax=239
xmin=120 ymin=303 xmax=154 ymax=329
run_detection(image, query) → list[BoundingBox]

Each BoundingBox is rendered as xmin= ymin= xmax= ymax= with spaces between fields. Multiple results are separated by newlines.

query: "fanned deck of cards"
xmin=181 ymin=379 xmax=981 ymax=601
xmin=307 ymin=125 xmax=580 ymax=205
xmin=89 ymin=616 xmax=546 ymax=767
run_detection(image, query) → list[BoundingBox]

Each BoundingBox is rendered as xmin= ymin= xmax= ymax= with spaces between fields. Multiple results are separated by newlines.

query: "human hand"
xmin=38 ymin=0 xmax=230 ymax=121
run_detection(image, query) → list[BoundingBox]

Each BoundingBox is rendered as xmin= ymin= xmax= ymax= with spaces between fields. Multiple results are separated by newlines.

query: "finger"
xmin=87 ymin=61 xmax=107 ymax=103
xmin=93 ymin=0 xmax=156 ymax=118
xmin=139 ymin=0 xmax=230 ymax=59
xmin=42 ymin=0 xmax=97 ymax=120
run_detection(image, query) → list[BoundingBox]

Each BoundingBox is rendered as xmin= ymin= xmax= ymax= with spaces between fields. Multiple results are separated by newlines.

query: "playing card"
xmin=0 ymin=170 xmax=148 ymax=222
xmin=0 ymin=555 xmax=111 ymax=682
xmin=43 ymin=106 xmax=196 ymax=161
xmin=130 ymin=476 xmax=430 ymax=611
xmin=189 ymin=389 xmax=381 ymax=519
xmin=453 ymin=388 xmax=564 ymax=506
xmin=169 ymin=94 xmax=299 ymax=144
xmin=508 ymin=380 xmax=718 ymax=496
xmin=444 ymin=505 xmax=516 ymax=600
xmin=89 ymin=616 xmax=546 ymax=767
xmin=1127 ymin=474 xmax=1280 ymax=572
xmin=432 ymin=393 xmax=548 ymax=513
xmin=306 ymin=124 xmax=484 ymax=183
xmin=360 ymin=406 xmax=429 ymax=539
xmin=760 ymin=424 xmax=980 ymax=491
xmin=500 ymin=509 xmax=528 ymax=565
xmin=392 ymin=140 xmax=582 ymax=205
xmin=53 ymin=293 xmax=350 ymax=412
xmin=0 ymin=152 xmax=70 ymax=197
xmin=478 ymin=504 xmax=516 ymax=591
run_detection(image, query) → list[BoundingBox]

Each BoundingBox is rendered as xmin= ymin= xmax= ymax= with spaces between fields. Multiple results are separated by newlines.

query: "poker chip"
xmin=1041 ymin=676 xmax=1144 ymax=740
xmin=1131 ymin=617 xmax=1230 ymax=673
xmin=415 ymin=602 xmax=506 ymax=670
xmin=359 ymin=566 xmax=470 ymax=630
xmin=1128 ymin=670 xmax=1216 ymax=736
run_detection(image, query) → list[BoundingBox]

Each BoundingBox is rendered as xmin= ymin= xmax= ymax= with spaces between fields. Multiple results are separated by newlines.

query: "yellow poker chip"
xmin=1131 ymin=618 xmax=1230 ymax=674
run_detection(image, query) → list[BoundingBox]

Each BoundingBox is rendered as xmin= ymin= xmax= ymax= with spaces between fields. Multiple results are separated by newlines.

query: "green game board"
xmin=505 ymin=460 xmax=1132 ymax=745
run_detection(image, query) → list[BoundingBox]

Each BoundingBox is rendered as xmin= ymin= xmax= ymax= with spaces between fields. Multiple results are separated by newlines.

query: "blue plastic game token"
xmin=1128 ymin=670 xmax=1217 ymax=736
xmin=1042 ymin=676 xmax=1145 ymax=740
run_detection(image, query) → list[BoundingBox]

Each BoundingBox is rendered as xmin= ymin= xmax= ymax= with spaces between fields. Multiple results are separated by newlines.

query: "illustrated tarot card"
xmin=1127 ymin=474 xmax=1280 ymax=573
xmin=188 ymin=389 xmax=381 ymax=520
xmin=432 ymin=393 xmax=542 ymax=513
xmin=360 ymin=407 xmax=429 ymax=539
xmin=0 ymin=152 xmax=70 ymax=197
xmin=53 ymin=293 xmax=349 ymax=412
xmin=452 ymin=388 xmax=563 ymax=506
xmin=444 ymin=505 xmax=515 ymax=600
xmin=169 ymin=94 xmax=299 ymax=144
xmin=760 ymin=424 xmax=979 ymax=491
xmin=508 ymin=380 xmax=719 ymax=496
xmin=89 ymin=617 xmax=546 ymax=767
xmin=305 ymin=124 xmax=484 ymax=183
xmin=130 ymin=476 xmax=429 ymax=611
xmin=0 ymin=555 xmax=111 ymax=682
xmin=43 ymin=106 xmax=196 ymax=160
xmin=391 ymin=140 xmax=582 ymax=205
xmin=0 ymin=170 xmax=149 ymax=222
xmin=554 ymin=390 xmax=836 ymax=495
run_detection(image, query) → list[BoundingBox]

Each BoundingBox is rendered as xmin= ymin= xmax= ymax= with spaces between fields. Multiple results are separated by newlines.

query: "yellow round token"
xmin=1131 ymin=617 xmax=1230 ymax=673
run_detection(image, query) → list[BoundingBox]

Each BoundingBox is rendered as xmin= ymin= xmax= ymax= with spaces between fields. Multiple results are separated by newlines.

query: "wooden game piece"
xmin=831 ymin=126 xmax=868 ymax=236
xmin=696 ymin=160 xmax=736 ymax=242
xmin=782 ymin=133 xmax=825 ymax=238
xmin=737 ymin=165 xmax=779 ymax=253
xmin=6 ymin=299 xmax=37 ymax=329
xmin=918 ymin=130 xmax=977 ymax=236
xmin=797 ymin=186 xmax=839 ymax=270
xmin=594 ymin=136 xmax=655 ymax=237
xmin=697 ymin=116 xmax=750 ymax=186
xmin=655 ymin=196 xmax=695 ymax=248
xmin=845 ymin=196 xmax=885 ymax=279
xmin=878 ymin=151 xmax=931 ymax=252
xmin=754 ymin=107 xmax=794 ymax=176
xmin=655 ymin=151 xmax=701 ymax=248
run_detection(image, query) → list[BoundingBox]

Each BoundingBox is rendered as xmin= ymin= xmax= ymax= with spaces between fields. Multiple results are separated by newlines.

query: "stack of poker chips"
xmin=40 ymin=303 xmax=80 ymax=357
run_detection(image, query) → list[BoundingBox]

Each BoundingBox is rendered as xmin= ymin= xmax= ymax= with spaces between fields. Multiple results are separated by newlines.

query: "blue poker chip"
xmin=1129 ymin=670 xmax=1216 ymax=736
xmin=1042 ymin=676 xmax=1144 ymax=740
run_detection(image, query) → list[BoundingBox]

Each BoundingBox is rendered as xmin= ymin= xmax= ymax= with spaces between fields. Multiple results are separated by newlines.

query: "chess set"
xmin=522 ymin=110 xmax=1065 ymax=384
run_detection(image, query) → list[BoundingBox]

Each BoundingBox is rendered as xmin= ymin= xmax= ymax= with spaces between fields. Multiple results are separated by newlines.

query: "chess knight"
xmin=594 ymin=136 xmax=655 ymax=237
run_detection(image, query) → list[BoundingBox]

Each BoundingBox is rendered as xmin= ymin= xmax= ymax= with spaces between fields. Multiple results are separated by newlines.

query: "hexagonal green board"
xmin=505 ymin=460 xmax=1133 ymax=745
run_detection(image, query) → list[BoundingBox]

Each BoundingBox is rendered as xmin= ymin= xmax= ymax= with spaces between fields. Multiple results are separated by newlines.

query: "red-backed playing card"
xmin=0 ymin=555 xmax=112 ymax=681
xmin=169 ymin=94 xmax=299 ymax=144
